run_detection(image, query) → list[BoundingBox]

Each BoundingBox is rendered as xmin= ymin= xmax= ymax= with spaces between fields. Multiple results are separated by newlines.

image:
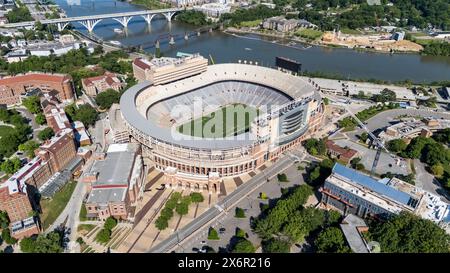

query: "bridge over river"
xmin=2 ymin=7 xmax=186 ymax=32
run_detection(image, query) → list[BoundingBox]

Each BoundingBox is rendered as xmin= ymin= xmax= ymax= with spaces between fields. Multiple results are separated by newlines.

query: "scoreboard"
xmin=275 ymin=57 xmax=302 ymax=73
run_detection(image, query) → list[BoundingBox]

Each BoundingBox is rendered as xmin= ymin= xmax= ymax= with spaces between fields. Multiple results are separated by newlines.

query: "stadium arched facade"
xmin=120 ymin=63 xmax=324 ymax=193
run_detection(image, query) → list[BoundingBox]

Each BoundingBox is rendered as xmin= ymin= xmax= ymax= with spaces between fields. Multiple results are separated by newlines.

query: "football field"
xmin=177 ymin=104 xmax=259 ymax=138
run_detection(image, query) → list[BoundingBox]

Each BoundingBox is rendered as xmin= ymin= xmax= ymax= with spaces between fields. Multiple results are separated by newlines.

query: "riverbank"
xmin=224 ymin=27 xmax=424 ymax=55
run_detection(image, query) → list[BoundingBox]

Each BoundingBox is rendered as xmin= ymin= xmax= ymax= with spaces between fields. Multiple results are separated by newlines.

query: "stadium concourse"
xmin=120 ymin=61 xmax=324 ymax=194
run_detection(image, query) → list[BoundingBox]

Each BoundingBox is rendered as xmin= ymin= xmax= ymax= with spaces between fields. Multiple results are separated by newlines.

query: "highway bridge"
xmin=2 ymin=8 xmax=186 ymax=32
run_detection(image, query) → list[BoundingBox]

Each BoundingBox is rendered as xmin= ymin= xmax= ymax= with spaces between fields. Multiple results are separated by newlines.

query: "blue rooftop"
xmin=332 ymin=163 xmax=414 ymax=207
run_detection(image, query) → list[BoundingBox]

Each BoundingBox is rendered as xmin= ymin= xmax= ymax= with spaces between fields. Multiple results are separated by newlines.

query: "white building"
xmin=194 ymin=3 xmax=231 ymax=18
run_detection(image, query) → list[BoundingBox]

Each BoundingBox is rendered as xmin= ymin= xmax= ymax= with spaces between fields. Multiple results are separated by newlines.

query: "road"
xmin=148 ymin=154 xmax=295 ymax=253
xmin=46 ymin=179 xmax=86 ymax=236
xmin=414 ymin=159 xmax=450 ymax=202
xmin=45 ymin=158 xmax=95 ymax=252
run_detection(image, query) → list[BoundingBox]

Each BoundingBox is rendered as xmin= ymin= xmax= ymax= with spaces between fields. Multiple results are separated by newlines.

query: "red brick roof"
xmin=0 ymin=73 xmax=72 ymax=85
xmin=133 ymin=58 xmax=151 ymax=70
xmin=326 ymin=140 xmax=358 ymax=159
xmin=82 ymin=72 xmax=120 ymax=87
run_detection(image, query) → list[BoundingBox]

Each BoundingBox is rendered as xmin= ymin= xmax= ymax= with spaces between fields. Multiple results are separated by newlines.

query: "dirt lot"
xmin=321 ymin=31 xmax=424 ymax=52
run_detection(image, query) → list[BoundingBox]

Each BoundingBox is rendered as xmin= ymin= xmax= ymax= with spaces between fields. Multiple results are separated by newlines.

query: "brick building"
xmin=81 ymin=72 xmax=124 ymax=97
xmin=326 ymin=140 xmax=359 ymax=163
xmin=82 ymin=143 xmax=144 ymax=221
xmin=42 ymin=96 xmax=72 ymax=133
xmin=0 ymin=73 xmax=75 ymax=106
xmin=36 ymin=129 xmax=78 ymax=175
xmin=0 ymin=172 xmax=40 ymax=239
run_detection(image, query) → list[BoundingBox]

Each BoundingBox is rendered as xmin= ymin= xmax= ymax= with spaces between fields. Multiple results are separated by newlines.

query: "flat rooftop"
xmin=89 ymin=143 xmax=139 ymax=187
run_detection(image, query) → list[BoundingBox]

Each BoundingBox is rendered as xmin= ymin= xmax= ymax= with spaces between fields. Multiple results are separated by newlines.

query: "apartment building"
xmin=0 ymin=73 xmax=75 ymax=105
xmin=81 ymin=72 xmax=124 ymax=97
xmin=132 ymin=54 xmax=208 ymax=85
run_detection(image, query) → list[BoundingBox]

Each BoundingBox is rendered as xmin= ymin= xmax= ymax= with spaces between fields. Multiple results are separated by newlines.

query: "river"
xmin=55 ymin=0 xmax=450 ymax=83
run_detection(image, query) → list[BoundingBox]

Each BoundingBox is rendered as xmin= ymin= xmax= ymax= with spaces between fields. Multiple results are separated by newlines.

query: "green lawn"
xmin=239 ymin=19 xmax=262 ymax=28
xmin=40 ymin=181 xmax=77 ymax=230
xmin=295 ymin=29 xmax=323 ymax=41
xmin=177 ymin=104 xmax=259 ymax=138
xmin=77 ymin=224 xmax=95 ymax=234
xmin=79 ymin=203 xmax=87 ymax=221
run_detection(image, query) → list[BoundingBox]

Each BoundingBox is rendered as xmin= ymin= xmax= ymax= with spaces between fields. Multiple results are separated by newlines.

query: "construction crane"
xmin=324 ymin=93 xmax=399 ymax=177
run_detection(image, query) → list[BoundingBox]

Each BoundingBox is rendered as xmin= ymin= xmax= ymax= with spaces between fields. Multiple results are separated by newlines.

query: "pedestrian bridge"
xmin=2 ymin=7 xmax=186 ymax=32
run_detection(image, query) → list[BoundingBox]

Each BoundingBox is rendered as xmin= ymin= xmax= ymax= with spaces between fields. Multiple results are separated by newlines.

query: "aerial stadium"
xmin=120 ymin=55 xmax=324 ymax=193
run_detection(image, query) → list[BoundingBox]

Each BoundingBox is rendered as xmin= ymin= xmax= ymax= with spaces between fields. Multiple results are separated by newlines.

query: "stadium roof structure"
xmin=120 ymin=63 xmax=318 ymax=150
xmin=332 ymin=164 xmax=414 ymax=207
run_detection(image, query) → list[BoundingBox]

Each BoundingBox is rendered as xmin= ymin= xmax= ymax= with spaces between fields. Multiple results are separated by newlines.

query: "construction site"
xmin=321 ymin=30 xmax=424 ymax=53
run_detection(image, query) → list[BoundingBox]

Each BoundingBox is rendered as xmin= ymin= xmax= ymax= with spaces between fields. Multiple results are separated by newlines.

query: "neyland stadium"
xmin=120 ymin=55 xmax=323 ymax=193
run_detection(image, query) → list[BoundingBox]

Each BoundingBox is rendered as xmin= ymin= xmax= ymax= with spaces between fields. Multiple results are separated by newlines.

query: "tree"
xmin=155 ymin=216 xmax=168 ymax=231
xmin=73 ymin=104 xmax=99 ymax=127
xmin=235 ymin=207 xmax=246 ymax=218
xmin=5 ymin=7 xmax=33 ymax=23
xmin=0 ymin=211 xmax=10 ymax=229
xmin=18 ymin=140 xmax=40 ymax=158
xmin=262 ymin=238 xmax=291 ymax=253
xmin=2 ymin=228 xmax=17 ymax=245
xmin=370 ymin=212 xmax=450 ymax=253
xmin=33 ymin=232 xmax=63 ymax=253
xmin=431 ymin=164 xmax=444 ymax=177
xmin=93 ymin=45 xmax=104 ymax=55
xmin=104 ymin=217 xmax=118 ymax=230
xmin=359 ymin=132 xmax=369 ymax=143
xmin=176 ymin=10 xmax=208 ymax=26
xmin=372 ymin=89 xmax=396 ymax=103
xmin=277 ymin=173 xmax=289 ymax=182
xmin=315 ymin=227 xmax=351 ymax=253
xmin=208 ymin=228 xmax=220 ymax=240
xmin=325 ymin=210 xmax=342 ymax=227
xmin=20 ymin=237 xmax=36 ymax=253
xmin=175 ymin=197 xmax=191 ymax=216
xmin=95 ymin=228 xmax=111 ymax=244
xmin=259 ymin=192 xmax=268 ymax=200
xmin=190 ymin=192 xmax=204 ymax=203
xmin=95 ymin=89 xmax=121 ymax=110
xmin=0 ymin=157 xmax=22 ymax=174
xmin=160 ymin=207 xmax=174 ymax=219
xmin=38 ymin=127 xmax=55 ymax=141
xmin=235 ymin=228 xmax=246 ymax=238
xmin=22 ymin=95 xmax=42 ymax=114
xmin=232 ymin=238 xmax=256 ymax=253
xmin=0 ymin=108 xmax=10 ymax=122
xmin=303 ymin=138 xmax=326 ymax=156
xmin=387 ymin=139 xmax=407 ymax=153
xmin=35 ymin=113 xmax=46 ymax=125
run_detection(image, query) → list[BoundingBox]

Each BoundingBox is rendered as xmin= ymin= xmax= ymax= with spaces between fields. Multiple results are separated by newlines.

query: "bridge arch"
xmin=79 ymin=19 xmax=102 ymax=32
xmin=112 ymin=16 xmax=133 ymax=28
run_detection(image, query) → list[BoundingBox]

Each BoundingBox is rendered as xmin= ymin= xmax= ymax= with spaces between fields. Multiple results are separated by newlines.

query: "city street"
xmin=149 ymin=153 xmax=298 ymax=253
xmin=176 ymin=160 xmax=310 ymax=253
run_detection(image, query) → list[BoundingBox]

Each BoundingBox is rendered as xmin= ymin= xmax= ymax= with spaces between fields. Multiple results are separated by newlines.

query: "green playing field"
xmin=177 ymin=104 xmax=259 ymax=138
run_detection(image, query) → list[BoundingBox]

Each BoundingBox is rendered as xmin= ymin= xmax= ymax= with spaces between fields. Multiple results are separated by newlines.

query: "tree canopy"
xmin=315 ymin=227 xmax=351 ymax=253
xmin=95 ymin=89 xmax=121 ymax=110
xmin=0 ymin=157 xmax=22 ymax=175
xmin=232 ymin=238 xmax=256 ymax=253
xmin=22 ymin=96 xmax=43 ymax=114
xmin=369 ymin=212 xmax=450 ymax=253
xmin=38 ymin=127 xmax=55 ymax=141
